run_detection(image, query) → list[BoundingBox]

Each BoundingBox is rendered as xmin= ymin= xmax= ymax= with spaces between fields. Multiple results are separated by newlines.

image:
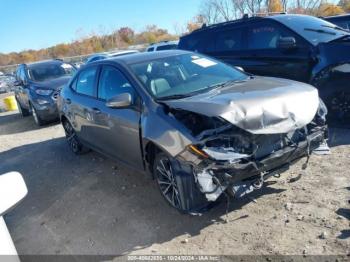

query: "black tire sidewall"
xmin=153 ymin=152 xmax=208 ymax=213
xmin=30 ymin=103 xmax=44 ymax=126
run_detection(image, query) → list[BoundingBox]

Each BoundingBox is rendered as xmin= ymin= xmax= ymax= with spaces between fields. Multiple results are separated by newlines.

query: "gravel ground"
xmin=0 ymin=109 xmax=349 ymax=256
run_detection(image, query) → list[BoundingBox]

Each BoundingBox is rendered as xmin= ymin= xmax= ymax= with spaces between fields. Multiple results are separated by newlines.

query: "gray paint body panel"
xmin=163 ymin=76 xmax=319 ymax=134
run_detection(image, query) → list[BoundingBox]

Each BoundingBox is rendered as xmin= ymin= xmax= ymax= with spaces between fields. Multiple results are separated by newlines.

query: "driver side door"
xmin=240 ymin=21 xmax=312 ymax=82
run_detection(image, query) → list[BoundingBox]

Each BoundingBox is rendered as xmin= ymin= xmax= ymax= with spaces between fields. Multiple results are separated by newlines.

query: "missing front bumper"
xmin=193 ymin=127 xmax=326 ymax=201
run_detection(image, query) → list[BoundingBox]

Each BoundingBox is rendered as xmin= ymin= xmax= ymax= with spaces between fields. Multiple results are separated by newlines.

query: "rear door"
xmin=210 ymin=25 xmax=246 ymax=67
xmin=238 ymin=20 xmax=312 ymax=82
xmin=68 ymin=65 xmax=99 ymax=145
xmin=92 ymin=65 xmax=143 ymax=169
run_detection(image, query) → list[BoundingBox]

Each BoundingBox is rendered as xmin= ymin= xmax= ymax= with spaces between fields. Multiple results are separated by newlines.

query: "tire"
xmin=16 ymin=98 xmax=30 ymax=117
xmin=30 ymin=103 xmax=44 ymax=126
xmin=327 ymin=91 xmax=350 ymax=125
xmin=153 ymin=152 xmax=208 ymax=213
xmin=62 ymin=119 xmax=89 ymax=154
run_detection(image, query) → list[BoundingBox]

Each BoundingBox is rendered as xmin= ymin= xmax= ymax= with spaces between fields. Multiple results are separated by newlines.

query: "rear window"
xmin=179 ymin=33 xmax=214 ymax=53
xmin=75 ymin=66 xmax=97 ymax=96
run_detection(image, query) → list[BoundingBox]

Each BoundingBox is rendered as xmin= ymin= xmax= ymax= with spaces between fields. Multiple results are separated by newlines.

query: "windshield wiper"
xmin=322 ymin=24 xmax=349 ymax=33
xmin=157 ymin=94 xmax=191 ymax=101
xmin=208 ymin=79 xmax=247 ymax=90
xmin=304 ymin=28 xmax=336 ymax=35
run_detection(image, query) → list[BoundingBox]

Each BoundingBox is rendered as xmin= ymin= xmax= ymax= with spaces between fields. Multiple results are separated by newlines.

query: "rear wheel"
xmin=62 ymin=119 xmax=89 ymax=154
xmin=153 ymin=152 xmax=208 ymax=213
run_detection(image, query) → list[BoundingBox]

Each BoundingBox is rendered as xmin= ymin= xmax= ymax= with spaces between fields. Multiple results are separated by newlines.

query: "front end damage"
xmin=173 ymin=105 xmax=328 ymax=203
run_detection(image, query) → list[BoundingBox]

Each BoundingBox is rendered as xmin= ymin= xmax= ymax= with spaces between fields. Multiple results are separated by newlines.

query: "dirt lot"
xmin=0 ymin=109 xmax=349 ymax=256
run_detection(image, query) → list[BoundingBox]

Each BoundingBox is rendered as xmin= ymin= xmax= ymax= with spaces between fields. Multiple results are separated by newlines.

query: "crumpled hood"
xmin=163 ymin=77 xmax=320 ymax=134
xmin=30 ymin=76 xmax=71 ymax=90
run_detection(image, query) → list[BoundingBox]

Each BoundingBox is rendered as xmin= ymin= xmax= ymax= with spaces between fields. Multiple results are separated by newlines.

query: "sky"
xmin=0 ymin=0 xmax=202 ymax=54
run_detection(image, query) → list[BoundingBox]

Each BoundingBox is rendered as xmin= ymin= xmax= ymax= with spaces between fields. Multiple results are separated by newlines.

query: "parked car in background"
xmin=179 ymin=14 xmax=350 ymax=123
xmin=58 ymin=50 xmax=327 ymax=213
xmin=86 ymin=50 xmax=139 ymax=64
xmin=0 ymin=74 xmax=17 ymax=92
xmin=146 ymin=40 xmax=179 ymax=52
xmin=0 ymin=172 xmax=27 ymax=259
xmin=324 ymin=14 xmax=350 ymax=30
xmin=73 ymin=61 xmax=85 ymax=69
xmin=14 ymin=60 xmax=76 ymax=126
xmin=0 ymin=79 xmax=7 ymax=94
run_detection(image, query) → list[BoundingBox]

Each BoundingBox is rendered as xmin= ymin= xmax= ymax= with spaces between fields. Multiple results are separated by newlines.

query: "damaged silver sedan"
xmin=58 ymin=50 xmax=328 ymax=213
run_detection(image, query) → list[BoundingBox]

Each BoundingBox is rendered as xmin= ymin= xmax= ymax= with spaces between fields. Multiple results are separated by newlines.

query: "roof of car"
xmin=183 ymin=14 xmax=316 ymax=36
xmin=100 ymin=50 xmax=192 ymax=65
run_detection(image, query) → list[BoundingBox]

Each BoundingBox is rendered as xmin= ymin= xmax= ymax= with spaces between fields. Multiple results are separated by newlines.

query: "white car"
xmin=146 ymin=40 xmax=179 ymax=52
xmin=0 ymin=172 xmax=27 ymax=260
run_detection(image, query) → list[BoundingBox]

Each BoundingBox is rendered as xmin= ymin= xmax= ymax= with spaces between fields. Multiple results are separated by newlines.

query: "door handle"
xmin=92 ymin=108 xmax=101 ymax=114
xmin=66 ymin=98 xmax=71 ymax=104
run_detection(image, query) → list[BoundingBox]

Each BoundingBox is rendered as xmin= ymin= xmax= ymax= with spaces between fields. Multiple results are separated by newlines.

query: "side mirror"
xmin=277 ymin=37 xmax=297 ymax=50
xmin=0 ymin=172 xmax=27 ymax=216
xmin=106 ymin=93 xmax=132 ymax=108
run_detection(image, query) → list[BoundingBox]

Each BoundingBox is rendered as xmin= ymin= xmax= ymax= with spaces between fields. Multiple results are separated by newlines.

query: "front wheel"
xmin=16 ymin=98 xmax=30 ymax=117
xmin=153 ymin=152 xmax=209 ymax=213
xmin=30 ymin=103 xmax=44 ymax=126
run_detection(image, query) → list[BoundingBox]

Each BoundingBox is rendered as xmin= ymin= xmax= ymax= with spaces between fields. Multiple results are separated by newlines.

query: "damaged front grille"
xmin=199 ymin=127 xmax=310 ymax=162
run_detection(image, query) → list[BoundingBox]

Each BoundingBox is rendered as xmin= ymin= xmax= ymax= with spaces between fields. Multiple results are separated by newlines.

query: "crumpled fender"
xmin=141 ymin=106 xmax=194 ymax=157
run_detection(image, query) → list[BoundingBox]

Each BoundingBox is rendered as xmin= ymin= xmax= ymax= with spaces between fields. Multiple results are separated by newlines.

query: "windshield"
xmin=273 ymin=15 xmax=349 ymax=45
xmin=130 ymin=53 xmax=248 ymax=100
xmin=27 ymin=62 xmax=76 ymax=82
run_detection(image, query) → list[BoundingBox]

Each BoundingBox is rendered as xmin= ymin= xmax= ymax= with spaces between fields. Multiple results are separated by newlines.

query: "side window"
xmin=98 ymin=66 xmax=134 ymax=100
xmin=70 ymin=77 xmax=78 ymax=91
xmin=247 ymin=22 xmax=294 ymax=49
xmin=215 ymin=27 xmax=243 ymax=51
xmin=76 ymin=66 xmax=97 ymax=96
xmin=147 ymin=47 xmax=154 ymax=52
xmin=181 ymin=33 xmax=214 ymax=53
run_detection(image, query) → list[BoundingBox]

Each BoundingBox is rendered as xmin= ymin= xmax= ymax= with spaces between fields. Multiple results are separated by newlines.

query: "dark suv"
xmin=14 ymin=60 xmax=76 ymax=125
xmin=324 ymin=14 xmax=350 ymax=30
xmin=179 ymin=14 xmax=350 ymax=123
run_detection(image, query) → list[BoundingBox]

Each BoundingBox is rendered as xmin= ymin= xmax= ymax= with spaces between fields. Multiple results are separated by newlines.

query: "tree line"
xmin=0 ymin=25 xmax=177 ymax=67
xmin=193 ymin=0 xmax=349 ymax=26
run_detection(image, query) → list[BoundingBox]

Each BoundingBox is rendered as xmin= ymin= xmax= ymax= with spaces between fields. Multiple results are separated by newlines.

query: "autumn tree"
xmin=187 ymin=15 xmax=205 ymax=33
xmin=268 ymin=0 xmax=284 ymax=12
xmin=118 ymin=27 xmax=134 ymax=44
xmin=317 ymin=3 xmax=345 ymax=16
